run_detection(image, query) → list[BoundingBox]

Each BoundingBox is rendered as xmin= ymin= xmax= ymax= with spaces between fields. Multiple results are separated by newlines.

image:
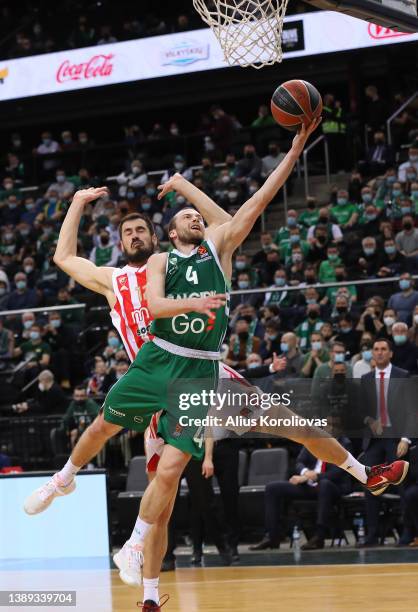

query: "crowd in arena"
xmin=1 ymin=84 xmax=418 ymax=555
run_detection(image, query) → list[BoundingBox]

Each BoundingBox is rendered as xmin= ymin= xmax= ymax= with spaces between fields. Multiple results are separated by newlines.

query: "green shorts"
xmin=102 ymin=341 xmax=218 ymax=459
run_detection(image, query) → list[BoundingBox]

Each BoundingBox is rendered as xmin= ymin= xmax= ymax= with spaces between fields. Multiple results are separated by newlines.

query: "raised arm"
xmin=53 ymin=187 xmax=115 ymax=299
xmin=157 ymin=173 xmax=231 ymax=232
xmin=146 ymin=253 xmax=226 ymax=319
xmin=213 ymin=119 xmax=321 ymax=255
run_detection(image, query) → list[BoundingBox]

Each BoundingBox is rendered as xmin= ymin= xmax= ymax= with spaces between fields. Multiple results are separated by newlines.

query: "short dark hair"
xmin=74 ymin=384 xmax=86 ymax=392
xmin=373 ymin=337 xmax=393 ymax=351
xmin=118 ymin=213 xmax=155 ymax=239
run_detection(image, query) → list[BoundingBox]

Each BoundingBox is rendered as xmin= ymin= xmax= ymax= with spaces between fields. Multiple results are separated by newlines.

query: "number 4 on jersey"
xmin=186 ymin=265 xmax=198 ymax=285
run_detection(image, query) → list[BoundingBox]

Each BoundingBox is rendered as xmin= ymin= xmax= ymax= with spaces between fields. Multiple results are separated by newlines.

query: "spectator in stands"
xmin=97 ymin=25 xmax=117 ymax=45
xmin=210 ymin=105 xmax=235 ymax=155
xmin=35 ymin=131 xmax=60 ymax=156
xmin=43 ymin=312 xmax=73 ymax=388
xmin=398 ymin=146 xmax=418 ymax=183
xmin=276 ymin=332 xmax=303 ymax=378
xmin=390 ymin=321 xmax=418 ymax=373
xmin=330 ymin=189 xmax=359 ymax=229
xmin=225 ymin=318 xmax=261 ymax=369
xmin=364 ymin=85 xmax=390 ymax=131
xmin=48 ymin=169 xmax=75 ymax=199
xmin=242 ymin=351 xmax=286 ymax=379
xmin=352 ymin=338 xmax=374 ymax=378
xmin=360 ymin=130 xmax=394 ymax=177
xmin=352 ymin=236 xmax=380 ymax=279
xmin=408 ymin=304 xmax=418 ymax=346
xmin=116 ymin=160 xmax=148 ymax=198
xmin=395 ymin=215 xmax=418 ymax=271
xmin=322 ymin=93 xmax=347 ymax=171
xmin=251 ymin=104 xmax=276 ymax=128
xmin=235 ymin=144 xmax=262 ymax=182
xmin=252 ymin=232 xmax=279 ymax=268
xmin=296 ymin=303 xmax=324 ymax=351
xmin=320 ymin=322 xmax=334 ymax=349
xmin=358 ymin=203 xmax=383 ymax=238
xmin=388 ymin=273 xmax=418 ymax=324
xmin=318 ymin=243 xmax=342 ymax=283
xmin=2 ymin=272 xmax=39 ymax=311
xmin=299 ymin=197 xmax=320 ymax=230
xmin=89 ymin=229 xmax=120 ymax=267
xmin=259 ymin=320 xmax=282 ymax=362
xmin=333 ymin=314 xmax=361 ymax=359
xmin=261 ymin=142 xmax=285 ymax=177
xmin=68 ymin=15 xmax=96 ymax=48
xmin=263 ymin=269 xmax=294 ymax=309
xmin=0 ymin=317 xmax=14 ymax=359
xmin=102 ymin=330 xmax=124 ymax=365
xmin=312 ymin=341 xmax=352 ymax=395
xmin=13 ymin=370 xmax=68 ymax=415
xmin=377 ymin=237 xmax=405 ymax=278
xmin=102 ymin=359 xmax=129 ymax=393
xmin=14 ymin=323 xmax=51 ymax=380
xmin=63 ymin=385 xmax=100 ymax=448
xmin=300 ymin=332 xmax=329 ymax=378
xmin=173 ymin=14 xmax=193 ymax=32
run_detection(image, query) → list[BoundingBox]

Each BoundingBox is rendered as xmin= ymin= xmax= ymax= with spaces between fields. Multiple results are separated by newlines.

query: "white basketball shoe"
xmin=23 ymin=473 xmax=76 ymax=515
xmin=113 ymin=541 xmax=144 ymax=587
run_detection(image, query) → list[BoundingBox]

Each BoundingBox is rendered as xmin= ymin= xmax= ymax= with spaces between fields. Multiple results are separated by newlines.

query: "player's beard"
xmin=125 ymin=242 xmax=154 ymax=265
xmin=176 ymin=227 xmax=204 ymax=246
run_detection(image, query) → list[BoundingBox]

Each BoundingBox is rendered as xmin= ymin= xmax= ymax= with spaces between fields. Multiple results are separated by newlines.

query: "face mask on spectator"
xmin=266 ymin=333 xmax=277 ymax=341
xmin=384 ymin=245 xmax=396 ymax=255
xmin=362 ymin=194 xmax=372 ymax=203
xmin=386 ymin=176 xmax=396 ymax=184
xmin=365 ymin=214 xmax=377 ymax=222
xmin=392 ymin=189 xmax=402 ymax=197
xmin=328 ymin=253 xmax=338 ymax=262
xmin=399 ymin=279 xmax=411 ymax=290
xmin=131 ymin=166 xmax=141 ymax=174
xmin=337 ymin=198 xmax=347 ymax=206
xmin=307 ymin=201 xmax=316 ymax=210
xmin=174 ymin=162 xmax=184 ymax=171
xmin=292 ymin=253 xmax=303 ymax=263
xmin=221 ymin=175 xmax=230 ymax=184
xmin=127 ymin=192 xmax=135 ymax=200
xmin=248 ymin=362 xmax=260 ymax=369
xmin=274 ymin=277 xmax=285 ymax=286
xmin=146 ymin=188 xmax=156 ymax=196
xmin=228 ymin=191 xmax=238 ymax=200
xmin=334 ymin=373 xmax=345 ymax=383
xmin=8 ymin=202 xmax=17 ymax=210
xmin=362 ymin=349 xmax=372 ymax=362
xmin=336 ymin=306 xmax=347 ymax=314
xmin=100 ymin=235 xmax=110 ymax=246
xmin=363 ymin=247 xmax=375 ymax=256
xmin=16 ymin=280 xmax=26 ymax=290
xmin=290 ymin=234 xmax=300 ymax=244
xmin=20 ymin=228 xmax=30 ymax=237
xmin=407 ymin=173 xmax=416 ymax=181
xmin=0 ymin=287 xmax=6 ymax=296
xmin=79 ymin=137 xmax=88 ymax=145
xmin=384 ymin=316 xmax=395 ymax=327
xmin=318 ymin=216 xmax=329 ymax=224
xmin=48 ymin=197 xmax=57 ymax=206
xmin=4 ymin=232 xmax=14 ymax=241
xmin=238 ymin=280 xmax=249 ymax=290
xmin=108 ymin=337 xmax=120 ymax=348
xmin=176 ymin=195 xmax=186 ymax=205
xmin=401 ymin=207 xmax=411 ymax=215
xmin=43 ymin=138 xmax=51 ymax=145
xmin=403 ymin=221 xmax=413 ymax=231
xmin=238 ymin=331 xmax=249 ymax=340
xmin=4 ymin=182 xmax=13 ymax=190
xmin=287 ymin=216 xmax=296 ymax=227
xmin=409 ymin=155 xmax=418 ymax=162
xmin=26 ymin=203 xmax=35 ymax=211
xmin=248 ymin=185 xmax=257 ymax=195
xmin=38 ymin=382 xmax=46 ymax=392
xmin=334 ymin=353 xmax=345 ymax=363
xmin=23 ymin=320 xmax=34 ymax=329
xmin=340 ymin=326 xmax=352 ymax=334
xmin=235 ymin=261 xmax=246 ymax=270
xmin=56 ymin=174 xmax=65 ymax=183
xmin=306 ymin=298 xmax=317 ymax=305
xmin=30 ymin=331 xmax=40 ymax=341
xmin=23 ymin=265 xmax=33 ymax=274
xmin=308 ymin=310 xmax=319 ymax=320
xmin=280 ymin=342 xmax=289 ymax=353
xmin=312 ymin=341 xmax=322 ymax=351
xmin=142 ymin=202 xmax=151 ymax=211
xmin=51 ymin=319 xmax=61 ymax=328
xmin=393 ymin=334 xmax=407 ymax=345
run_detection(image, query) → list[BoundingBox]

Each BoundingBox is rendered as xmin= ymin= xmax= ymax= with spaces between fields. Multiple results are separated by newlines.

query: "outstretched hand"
xmin=157 ymin=172 xmax=184 ymax=200
xmin=291 ymin=116 xmax=322 ymax=154
xmin=72 ymin=187 xmax=109 ymax=206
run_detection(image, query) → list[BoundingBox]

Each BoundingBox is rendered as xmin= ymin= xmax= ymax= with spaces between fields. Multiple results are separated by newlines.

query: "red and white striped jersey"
xmin=110 ymin=264 xmax=153 ymax=363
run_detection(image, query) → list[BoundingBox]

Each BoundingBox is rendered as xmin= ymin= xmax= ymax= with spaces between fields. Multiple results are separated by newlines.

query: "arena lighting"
xmin=302 ymin=0 xmax=418 ymax=32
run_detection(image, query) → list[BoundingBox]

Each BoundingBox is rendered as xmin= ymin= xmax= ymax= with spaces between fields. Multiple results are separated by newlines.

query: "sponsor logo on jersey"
xmin=108 ymin=406 xmax=126 ymax=418
xmin=118 ymin=275 xmax=129 ymax=291
xmin=167 ymin=290 xmax=217 ymax=300
xmin=196 ymin=245 xmax=212 ymax=263
xmin=173 ymin=423 xmax=183 ymax=438
xmin=167 ymin=256 xmax=178 ymax=275
xmin=134 ymin=416 xmax=144 ymax=424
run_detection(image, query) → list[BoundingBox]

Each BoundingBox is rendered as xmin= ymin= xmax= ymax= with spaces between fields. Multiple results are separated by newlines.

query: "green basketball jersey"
xmin=151 ymin=239 xmax=230 ymax=352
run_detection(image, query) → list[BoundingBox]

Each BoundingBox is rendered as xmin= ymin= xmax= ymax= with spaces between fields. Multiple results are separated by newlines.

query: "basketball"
xmin=270 ymin=80 xmax=323 ymax=130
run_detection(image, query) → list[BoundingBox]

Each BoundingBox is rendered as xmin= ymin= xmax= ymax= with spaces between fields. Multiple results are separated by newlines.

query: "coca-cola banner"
xmin=0 ymin=11 xmax=417 ymax=102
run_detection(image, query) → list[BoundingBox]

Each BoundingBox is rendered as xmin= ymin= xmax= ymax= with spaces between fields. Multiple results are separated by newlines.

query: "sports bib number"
xmin=186 ymin=266 xmax=198 ymax=285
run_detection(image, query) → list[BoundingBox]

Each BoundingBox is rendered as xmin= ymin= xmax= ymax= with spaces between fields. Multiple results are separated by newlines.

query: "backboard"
xmin=302 ymin=0 xmax=418 ymax=32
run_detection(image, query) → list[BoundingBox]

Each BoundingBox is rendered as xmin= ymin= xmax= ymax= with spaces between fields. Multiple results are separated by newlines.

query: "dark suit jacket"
xmin=360 ymin=366 xmax=414 ymax=443
xmin=295 ymin=437 xmax=352 ymax=490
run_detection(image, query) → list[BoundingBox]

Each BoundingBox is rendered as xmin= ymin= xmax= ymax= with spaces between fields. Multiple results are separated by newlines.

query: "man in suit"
xmin=360 ymin=338 xmax=413 ymax=546
xmin=250 ymin=419 xmax=352 ymax=551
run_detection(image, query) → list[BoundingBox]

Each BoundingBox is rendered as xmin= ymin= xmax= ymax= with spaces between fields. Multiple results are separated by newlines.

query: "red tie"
xmin=379 ymin=371 xmax=388 ymax=427
xmin=321 ymin=461 xmax=327 ymax=473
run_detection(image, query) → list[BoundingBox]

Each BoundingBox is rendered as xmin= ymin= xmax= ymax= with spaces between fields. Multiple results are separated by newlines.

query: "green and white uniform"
xmin=103 ymin=239 xmax=230 ymax=458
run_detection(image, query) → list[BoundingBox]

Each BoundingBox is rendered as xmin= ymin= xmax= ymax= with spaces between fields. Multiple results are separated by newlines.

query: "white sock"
xmin=339 ymin=452 xmax=368 ymax=484
xmin=143 ymin=577 xmax=159 ymax=604
xmin=128 ymin=517 xmax=152 ymax=548
xmin=57 ymin=459 xmax=81 ymax=486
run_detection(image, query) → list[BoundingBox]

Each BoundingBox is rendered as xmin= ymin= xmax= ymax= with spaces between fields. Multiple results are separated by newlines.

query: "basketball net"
xmin=193 ymin=0 xmax=290 ymax=69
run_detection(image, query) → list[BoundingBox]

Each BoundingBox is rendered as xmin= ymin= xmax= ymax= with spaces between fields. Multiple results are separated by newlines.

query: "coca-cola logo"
xmin=368 ymin=24 xmax=409 ymax=39
xmin=56 ymin=54 xmax=114 ymax=83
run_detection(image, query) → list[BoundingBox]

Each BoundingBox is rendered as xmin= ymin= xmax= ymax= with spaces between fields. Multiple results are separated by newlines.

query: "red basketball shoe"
xmin=138 ymin=595 xmax=169 ymax=611
xmin=366 ymin=460 xmax=409 ymax=496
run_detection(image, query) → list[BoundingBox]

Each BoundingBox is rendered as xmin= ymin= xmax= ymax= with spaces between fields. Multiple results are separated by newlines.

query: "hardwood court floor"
xmin=2 ymin=563 xmax=418 ymax=611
